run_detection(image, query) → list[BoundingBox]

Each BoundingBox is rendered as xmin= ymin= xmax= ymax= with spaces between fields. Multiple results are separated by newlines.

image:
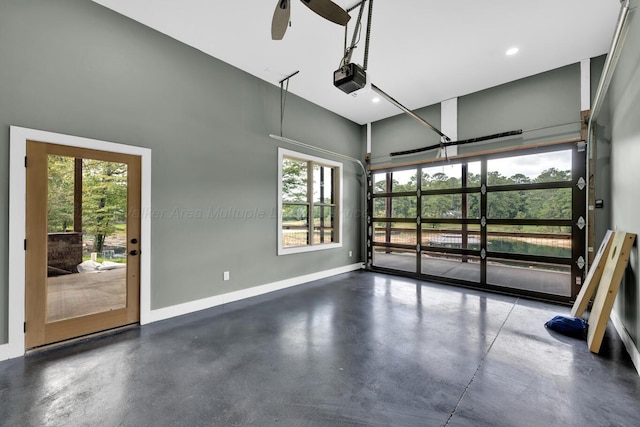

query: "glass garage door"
xmin=367 ymin=143 xmax=586 ymax=302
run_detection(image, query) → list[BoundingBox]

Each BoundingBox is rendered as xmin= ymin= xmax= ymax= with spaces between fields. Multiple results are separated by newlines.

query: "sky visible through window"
xmin=488 ymin=150 xmax=572 ymax=179
xmin=389 ymin=150 xmax=572 ymax=186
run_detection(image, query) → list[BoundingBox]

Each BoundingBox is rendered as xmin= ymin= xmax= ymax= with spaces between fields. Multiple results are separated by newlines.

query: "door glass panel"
xmin=390 ymin=196 xmax=417 ymax=218
xmin=466 ymin=161 xmax=481 ymax=187
xmin=422 ymin=224 xmax=481 ymax=250
xmin=422 ymin=164 xmax=462 ymax=189
xmin=487 ymin=257 xmax=571 ymax=296
xmin=373 ymin=222 xmax=416 ymax=245
xmin=373 ymin=247 xmax=416 ymax=273
xmin=373 ymin=172 xmax=387 ymax=194
xmin=487 ymin=225 xmax=572 ymax=258
xmin=372 ymin=197 xmax=388 ymax=219
xmin=422 ymin=194 xmax=480 ymax=219
xmin=486 ymin=188 xmax=572 ymax=220
xmin=487 ymin=150 xmax=572 ymax=186
xmin=391 ymin=169 xmax=417 ymax=192
xmin=46 ymin=155 xmax=128 ymax=323
xmin=421 ymin=252 xmax=480 ymax=282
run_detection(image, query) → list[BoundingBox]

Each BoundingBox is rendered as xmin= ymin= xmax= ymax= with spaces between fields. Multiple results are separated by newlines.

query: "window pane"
xmin=282 ymin=158 xmax=307 ymax=203
xmin=313 ymin=165 xmax=334 ymax=204
xmin=373 ymin=197 xmax=388 ymax=219
xmin=422 ymin=193 xmax=480 ymax=219
xmin=467 ymin=162 xmax=481 ymax=187
xmin=487 ymin=258 xmax=571 ymax=296
xmin=372 ymin=222 xmax=387 ymax=243
xmin=421 ymin=252 xmax=480 ymax=282
xmin=487 ymin=188 xmax=571 ymax=220
xmin=372 ymin=222 xmax=416 ymax=245
xmin=390 ymin=196 xmax=417 ymax=218
xmin=422 ymin=194 xmax=459 ymax=218
xmin=373 ymin=247 xmax=416 ymax=273
xmin=313 ymin=206 xmax=335 ymax=244
xmin=487 ymin=150 xmax=572 ymax=186
xmin=373 ymin=172 xmax=387 ymax=194
xmin=422 ymin=224 xmax=481 ymax=250
xmin=487 ymin=225 xmax=572 ymax=258
xmin=282 ymin=204 xmax=308 ymax=248
xmin=422 ymin=164 xmax=462 ymax=190
xmin=391 ymin=169 xmax=417 ymax=192
xmin=465 ymin=193 xmax=481 ymax=219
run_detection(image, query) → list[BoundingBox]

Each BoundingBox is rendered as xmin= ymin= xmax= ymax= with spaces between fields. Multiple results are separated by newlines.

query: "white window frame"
xmin=278 ymin=147 xmax=343 ymax=255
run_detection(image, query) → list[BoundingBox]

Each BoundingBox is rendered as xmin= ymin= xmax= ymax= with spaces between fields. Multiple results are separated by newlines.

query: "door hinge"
xmin=24 ymin=322 xmax=26 ymax=333
xmin=24 ymin=239 xmax=27 ymax=250
xmin=24 ymin=156 xmax=27 ymax=167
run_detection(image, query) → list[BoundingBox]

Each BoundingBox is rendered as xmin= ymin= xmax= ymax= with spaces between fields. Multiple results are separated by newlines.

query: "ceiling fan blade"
xmin=300 ymin=0 xmax=351 ymax=26
xmin=272 ymin=0 xmax=291 ymax=40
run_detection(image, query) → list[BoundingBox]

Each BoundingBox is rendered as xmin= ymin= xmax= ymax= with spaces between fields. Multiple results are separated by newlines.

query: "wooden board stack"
xmin=570 ymin=230 xmax=636 ymax=353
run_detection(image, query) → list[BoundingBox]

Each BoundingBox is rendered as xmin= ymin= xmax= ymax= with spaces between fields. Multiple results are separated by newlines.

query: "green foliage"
xmin=47 ymin=155 xmax=128 ymax=253
xmin=282 ymin=158 xmax=307 ymax=202
xmin=282 ymin=204 xmax=307 ymax=223
xmin=47 ymin=155 xmax=75 ymax=232
xmin=82 ymin=159 xmax=127 ymax=252
xmin=373 ymin=166 xmax=572 ymax=231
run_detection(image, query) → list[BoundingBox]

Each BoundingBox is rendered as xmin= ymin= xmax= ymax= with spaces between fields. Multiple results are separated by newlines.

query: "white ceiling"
xmin=92 ymin=0 xmax=620 ymax=125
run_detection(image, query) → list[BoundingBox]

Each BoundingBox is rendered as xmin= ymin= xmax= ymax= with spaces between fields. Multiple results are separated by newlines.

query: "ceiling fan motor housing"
xmin=334 ymin=63 xmax=367 ymax=94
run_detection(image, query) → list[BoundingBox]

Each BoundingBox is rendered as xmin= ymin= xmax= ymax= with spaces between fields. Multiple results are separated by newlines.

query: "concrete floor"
xmin=1 ymin=271 xmax=639 ymax=426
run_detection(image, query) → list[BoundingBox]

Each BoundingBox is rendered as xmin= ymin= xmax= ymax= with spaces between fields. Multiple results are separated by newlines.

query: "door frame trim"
xmin=8 ymin=126 xmax=152 ymax=359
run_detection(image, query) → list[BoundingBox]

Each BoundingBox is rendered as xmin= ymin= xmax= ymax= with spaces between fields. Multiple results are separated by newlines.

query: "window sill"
xmin=278 ymin=242 xmax=343 ymax=256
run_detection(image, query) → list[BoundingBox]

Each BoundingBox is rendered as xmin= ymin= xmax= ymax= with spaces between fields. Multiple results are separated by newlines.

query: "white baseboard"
xmin=147 ymin=263 xmax=363 ymax=324
xmin=610 ymin=310 xmax=640 ymax=377
xmin=0 ymin=343 xmax=9 ymax=362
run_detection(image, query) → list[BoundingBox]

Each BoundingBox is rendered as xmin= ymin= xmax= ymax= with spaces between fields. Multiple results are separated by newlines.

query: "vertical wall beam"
xmin=441 ymin=98 xmax=458 ymax=157
xmin=580 ymin=59 xmax=591 ymax=112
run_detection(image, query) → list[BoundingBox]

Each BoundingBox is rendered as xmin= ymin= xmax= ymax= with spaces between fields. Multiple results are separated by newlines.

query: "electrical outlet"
xmin=223 ymin=271 xmax=230 ymax=281
xmin=348 ymin=251 xmax=353 ymax=257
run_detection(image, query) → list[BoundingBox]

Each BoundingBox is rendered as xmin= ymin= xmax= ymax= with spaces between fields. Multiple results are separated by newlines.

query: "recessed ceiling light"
xmin=372 ymin=97 xmax=381 ymax=103
xmin=506 ymin=47 xmax=519 ymax=56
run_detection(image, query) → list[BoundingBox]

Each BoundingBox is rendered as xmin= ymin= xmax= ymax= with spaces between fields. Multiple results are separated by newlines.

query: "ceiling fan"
xmin=271 ymin=0 xmax=351 ymax=40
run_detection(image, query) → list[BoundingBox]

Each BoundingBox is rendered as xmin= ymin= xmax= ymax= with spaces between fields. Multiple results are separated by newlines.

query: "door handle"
xmin=129 ymin=250 xmax=139 ymax=256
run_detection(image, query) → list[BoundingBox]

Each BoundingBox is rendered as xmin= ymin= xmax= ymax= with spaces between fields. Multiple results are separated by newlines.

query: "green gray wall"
xmin=0 ymin=0 xmax=364 ymax=344
xmin=370 ymin=105 xmax=441 ymax=166
xmin=602 ymin=7 xmax=640 ymax=356
xmin=371 ymin=63 xmax=586 ymax=163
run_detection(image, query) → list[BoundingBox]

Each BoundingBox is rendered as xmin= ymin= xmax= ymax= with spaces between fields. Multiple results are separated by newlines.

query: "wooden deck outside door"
xmin=25 ymin=141 xmax=141 ymax=349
